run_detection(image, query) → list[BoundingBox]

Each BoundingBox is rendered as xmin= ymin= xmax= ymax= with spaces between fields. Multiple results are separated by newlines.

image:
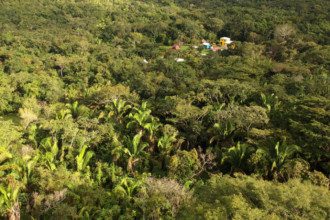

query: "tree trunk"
xmin=8 ymin=202 xmax=20 ymax=220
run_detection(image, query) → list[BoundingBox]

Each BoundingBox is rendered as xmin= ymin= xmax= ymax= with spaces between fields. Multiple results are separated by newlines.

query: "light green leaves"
xmin=40 ymin=137 xmax=59 ymax=171
xmin=123 ymin=132 xmax=149 ymax=172
xmin=76 ymin=145 xmax=94 ymax=172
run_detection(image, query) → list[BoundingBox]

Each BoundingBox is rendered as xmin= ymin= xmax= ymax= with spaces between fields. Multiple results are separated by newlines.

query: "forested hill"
xmin=0 ymin=0 xmax=329 ymax=219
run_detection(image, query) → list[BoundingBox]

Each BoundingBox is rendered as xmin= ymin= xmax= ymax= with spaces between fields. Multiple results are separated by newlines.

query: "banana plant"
xmin=123 ymin=132 xmax=149 ymax=173
xmin=260 ymin=92 xmax=281 ymax=113
xmin=22 ymin=154 xmax=39 ymax=186
xmin=107 ymin=99 xmax=132 ymax=123
xmin=0 ymin=184 xmax=20 ymax=220
xmin=126 ymin=102 xmax=162 ymax=148
xmin=39 ymin=137 xmax=59 ymax=171
xmin=0 ymin=146 xmax=23 ymax=220
xmin=221 ymin=142 xmax=252 ymax=174
xmin=126 ymin=102 xmax=152 ymax=129
xmin=0 ymin=146 xmax=23 ymax=179
xmin=0 ymin=146 xmax=38 ymax=219
xmin=114 ymin=176 xmax=143 ymax=199
xmin=65 ymin=101 xmax=79 ymax=119
xmin=271 ymin=142 xmax=300 ymax=172
xmin=256 ymin=142 xmax=300 ymax=177
xmin=157 ymin=133 xmax=177 ymax=156
xmin=55 ymin=109 xmax=72 ymax=120
xmin=208 ymin=121 xmax=236 ymax=145
xmin=76 ymin=145 xmax=94 ymax=173
xmin=143 ymin=117 xmax=161 ymax=143
xmin=66 ymin=101 xmax=89 ymax=119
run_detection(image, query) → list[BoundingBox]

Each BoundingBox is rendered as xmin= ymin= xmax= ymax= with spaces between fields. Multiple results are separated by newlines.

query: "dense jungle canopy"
xmin=0 ymin=0 xmax=329 ymax=219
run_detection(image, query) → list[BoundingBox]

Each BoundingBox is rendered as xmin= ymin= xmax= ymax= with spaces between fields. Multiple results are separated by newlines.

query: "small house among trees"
xmin=202 ymin=39 xmax=211 ymax=49
xmin=220 ymin=37 xmax=233 ymax=46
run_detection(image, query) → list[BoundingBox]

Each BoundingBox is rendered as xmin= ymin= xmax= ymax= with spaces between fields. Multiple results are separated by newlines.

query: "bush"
xmin=136 ymin=177 xmax=191 ymax=219
xmin=168 ymin=149 xmax=201 ymax=183
xmin=179 ymin=174 xmax=330 ymax=220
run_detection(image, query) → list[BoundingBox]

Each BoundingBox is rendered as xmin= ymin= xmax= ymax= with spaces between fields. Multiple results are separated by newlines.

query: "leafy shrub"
xmin=168 ymin=149 xmax=201 ymax=183
xmin=136 ymin=177 xmax=191 ymax=219
xmin=179 ymin=174 xmax=330 ymax=220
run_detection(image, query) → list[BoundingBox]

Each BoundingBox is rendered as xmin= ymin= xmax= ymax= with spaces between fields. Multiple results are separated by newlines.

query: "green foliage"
xmin=0 ymin=145 xmax=24 ymax=219
xmin=260 ymin=92 xmax=281 ymax=113
xmin=169 ymin=149 xmax=201 ymax=183
xmin=0 ymin=0 xmax=329 ymax=218
xmin=221 ymin=142 xmax=253 ymax=174
xmin=0 ymin=120 xmax=21 ymax=147
xmin=39 ymin=137 xmax=59 ymax=171
xmin=251 ymin=141 xmax=301 ymax=179
xmin=65 ymin=101 xmax=89 ymax=119
xmin=136 ymin=177 xmax=191 ymax=219
xmin=127 ymin=102 xmax=153 ymax=130
xmin=158 ymin=132 xmax=177 ymax=156
xmin=208 ymin=121 xmax=236 ymax=145
xmin=179 ymin=174 xmax=330 ymax=220
xmin=76 ymin=145 xmax=94 ymax=172
xmin=122 ymin=132 xmax=149 ymax=173
xmin=0 ymin=184 xmax=20 ymax=218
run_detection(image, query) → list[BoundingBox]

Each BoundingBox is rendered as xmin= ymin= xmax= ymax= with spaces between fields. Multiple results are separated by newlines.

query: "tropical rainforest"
xmin=0 ymin=0 xmax=329 ymax=219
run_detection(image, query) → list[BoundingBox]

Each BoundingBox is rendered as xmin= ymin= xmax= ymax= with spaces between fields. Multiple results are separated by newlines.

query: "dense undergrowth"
xmin=0 ymin=0 xmax=329 ymax=219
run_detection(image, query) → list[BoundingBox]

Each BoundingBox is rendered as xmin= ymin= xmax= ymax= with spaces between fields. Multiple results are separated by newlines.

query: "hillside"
xmin=0 ymin=0 xmax=329 ymax=219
